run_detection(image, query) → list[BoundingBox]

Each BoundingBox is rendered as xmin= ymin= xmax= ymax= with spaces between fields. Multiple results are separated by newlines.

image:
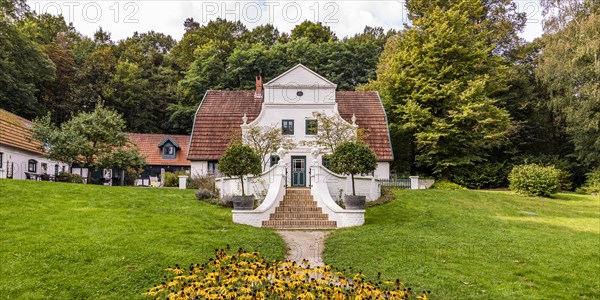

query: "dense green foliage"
xmin=31 ymin=103 xmax=145 ymax=171
xmin=430 ymin=180 xmax=467 ymax=190
xmin=578 ymin=168 xmax=600 ymax=194
xmin=508 ymin=164 xmax=561 ymax=197
xmin=162 ymin=172 xmax=179 ymax=187
xmin=536 ymin=2 xmax=600 ymax=168
xmin=218 ymin=144 xmax=262 ymax=196
xmin=0 ymin=180 xmax=285 ymax=298
xmin=0 ymin=1 xmax=388 ymax=133
xmin=370 ymin=0 xmax=517 ymax=177
xmin=325 ymin=189 xmax=600 ymax=299
xmin=331 ymin=142 xmax=377 ymax=196
xmin=449 ymin=162 xmax=511 ymax=189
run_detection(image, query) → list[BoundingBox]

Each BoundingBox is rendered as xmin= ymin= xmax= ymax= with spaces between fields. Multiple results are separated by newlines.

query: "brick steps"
xmin=275 ymin=206 xmax=323 ymax=212
xmin=262 ymin=220 xmax=337 ymax=229
xmin=262 ymin=188 xmax=337 ymax=229
xmin=269 ymin=213 xmax=329 ymax=220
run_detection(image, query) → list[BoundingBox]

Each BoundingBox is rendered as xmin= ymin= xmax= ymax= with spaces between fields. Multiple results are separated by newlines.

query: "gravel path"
xmin=277 ymin=231 xmax=330 ymax=266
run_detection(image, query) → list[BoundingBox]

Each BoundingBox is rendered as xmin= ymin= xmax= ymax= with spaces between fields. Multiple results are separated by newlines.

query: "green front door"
xmin=291 ymin=156 xmax=306 ymax=187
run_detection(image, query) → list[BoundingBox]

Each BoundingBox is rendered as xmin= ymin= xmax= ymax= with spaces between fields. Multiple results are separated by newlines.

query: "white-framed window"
xmin=0 ymin=152 xmax=3 ymax=169
xmin=41 ymin=163 xmax=47 ymax=174
xmin=28 ymin=160 xmax=37 ymax=173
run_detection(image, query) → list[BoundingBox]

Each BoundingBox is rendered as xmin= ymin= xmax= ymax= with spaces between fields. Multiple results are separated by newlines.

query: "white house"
xmin=187 ymin=65 xmax=394 ymax=229
xmin=0 ymin=109 xmax=70 ymax=180
xmin=188 ymin=64 xmax=393 ymax=181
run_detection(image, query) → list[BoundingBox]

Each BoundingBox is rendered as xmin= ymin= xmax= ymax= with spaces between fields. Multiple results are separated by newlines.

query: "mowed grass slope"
xmin=324 ymin=190 xmax=600 ymax=299
xmin=0 ymin=180 xmax=285 ymax=299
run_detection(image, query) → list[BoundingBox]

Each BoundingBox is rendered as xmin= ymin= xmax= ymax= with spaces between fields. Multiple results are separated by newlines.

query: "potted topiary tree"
xmin=218 ymin=144 xmax=262 ymax=210
xmin=331 ymin=141 xmax=377 ymax=209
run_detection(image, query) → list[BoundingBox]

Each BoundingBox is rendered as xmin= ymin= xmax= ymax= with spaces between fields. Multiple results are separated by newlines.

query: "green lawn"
xmin=324 ymin=189 xmax=600 ymax=299
xmin=0 ymin=180 xmax=285 ymax=299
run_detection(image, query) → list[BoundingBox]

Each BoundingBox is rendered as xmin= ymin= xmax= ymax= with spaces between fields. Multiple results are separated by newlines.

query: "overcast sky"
xmin=26 ymin=0 xmax=544 ymax=42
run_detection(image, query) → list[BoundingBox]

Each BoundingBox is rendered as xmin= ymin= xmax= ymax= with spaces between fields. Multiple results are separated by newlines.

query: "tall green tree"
xmin=536 ymin=5 xmax=600 ymax=167
xmin=290 ymin=21 xmax=337 ymax=43
xmin=0 ymin=4 xmax=55 ymax=119
xmin=371 ymin=0 xmax=513 ymax=177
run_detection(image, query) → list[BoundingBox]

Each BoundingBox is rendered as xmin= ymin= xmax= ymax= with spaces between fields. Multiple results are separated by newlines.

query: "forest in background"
xmin=1 ymin=0 xmax=598 ymax=184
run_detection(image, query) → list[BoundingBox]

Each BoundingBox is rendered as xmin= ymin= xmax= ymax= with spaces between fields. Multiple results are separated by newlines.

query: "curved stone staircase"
xmin=262 ymin=188 xmax=337 ymax=229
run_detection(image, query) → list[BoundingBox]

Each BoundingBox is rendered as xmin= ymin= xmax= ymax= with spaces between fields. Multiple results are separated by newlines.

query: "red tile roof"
xmin=188 ymin=90 xmax=263 ymax=160
xmin=127 ymin=133 xmax=191 ymax=166
xmin=0 ymin=109 xmax=43 ymax=154
xmin=188 ymin=91 xmax=393 ymax=161
xmin=336 ymin=91 xmax=393 ymax=161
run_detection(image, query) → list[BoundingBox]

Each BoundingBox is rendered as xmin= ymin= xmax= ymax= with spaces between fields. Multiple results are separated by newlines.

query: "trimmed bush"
xmin=70 ymin=174 xmax=84 ymax=184
xmin=431 ymin=180 xmax=467 ymax=190
xmin=449 ymin=162 xmax=511 ymax=189
xmin=509 ymin=164 xmax=560 ymax=197
xmin=515 ymin=155 xmax=574 ymax=190
xmin=162 ymin=172 xmax=178 ymax=187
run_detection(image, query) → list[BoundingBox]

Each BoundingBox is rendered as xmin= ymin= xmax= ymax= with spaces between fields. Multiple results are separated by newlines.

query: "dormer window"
xmin=158 ymin=136 xmax=180 ymax=160
xmin=163 ymin=146 xmax=175 ymax=156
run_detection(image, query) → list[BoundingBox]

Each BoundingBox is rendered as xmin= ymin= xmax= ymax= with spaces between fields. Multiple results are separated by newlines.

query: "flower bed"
xmin=145 ymin=248 xmax=430 ymax=299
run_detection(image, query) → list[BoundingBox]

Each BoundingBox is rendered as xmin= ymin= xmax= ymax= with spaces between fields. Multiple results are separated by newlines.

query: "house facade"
xmin=127 ymin=133 xmax=191 ymax=185
xmin=188 ymin=64 xmax=393 ymax=184
xmin=0 ymin=109 xmax=70 ymax=180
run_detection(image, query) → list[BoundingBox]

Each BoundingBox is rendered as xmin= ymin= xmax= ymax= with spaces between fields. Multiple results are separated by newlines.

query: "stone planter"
xmin=344 ymin=195 xmax=366 ymax=210
xmin=232 ymin=196 xmax=254 ymax=210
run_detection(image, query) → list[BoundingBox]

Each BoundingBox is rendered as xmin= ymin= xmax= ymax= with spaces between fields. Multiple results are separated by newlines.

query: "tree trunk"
xmin=351 ymin=173 xmax=356 ymax=196
xmin=240 ymin=175 xmax=245 ymax=196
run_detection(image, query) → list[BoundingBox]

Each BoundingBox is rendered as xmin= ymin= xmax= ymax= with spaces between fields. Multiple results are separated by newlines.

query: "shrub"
xmin=188 ymin=175 xmax=217 ymax=193
xmin=70 ymin=174 xmax=84 ymax=184
xmin=509 ymin=164 xmax=560 ymax=197
xmin=162 ymin=172 xmax=178 ymax=187
xmin=577 ymin=168 xmax=600 ymax=194
xmin=449 ymin=162 xmax=511 ymax=189
xmin=431 ymin=180 xmax=467 ymax=190
xmin=145 ymin=248 xmax=431 ymax=299
xmin=515 ymin=155 xmax=574 ymax=190
xmin=195 ymin=188 xmax=216 ymax=200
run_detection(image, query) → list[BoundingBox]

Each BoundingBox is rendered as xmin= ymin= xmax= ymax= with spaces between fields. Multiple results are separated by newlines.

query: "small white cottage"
xmin=187 ymin=65 xmax=393 ymax=229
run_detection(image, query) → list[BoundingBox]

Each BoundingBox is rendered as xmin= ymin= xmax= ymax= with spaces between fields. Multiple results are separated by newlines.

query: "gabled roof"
xmin=128 ymin=133 xmax=191 ymax=166
xmin=0 ymin=109 xmax=43 ymax=154
xmin=158 ymin=136 xmax=180 ymax=149
xmin=336 ymin=91 xmax=393 ymax=161
xmin=188 ymin=91 xmax=263 ymax=160
xmin=264 ymin=64 xmax=337 ymax=88
xmin=187 ymin=91 xmax=393 ymax=161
